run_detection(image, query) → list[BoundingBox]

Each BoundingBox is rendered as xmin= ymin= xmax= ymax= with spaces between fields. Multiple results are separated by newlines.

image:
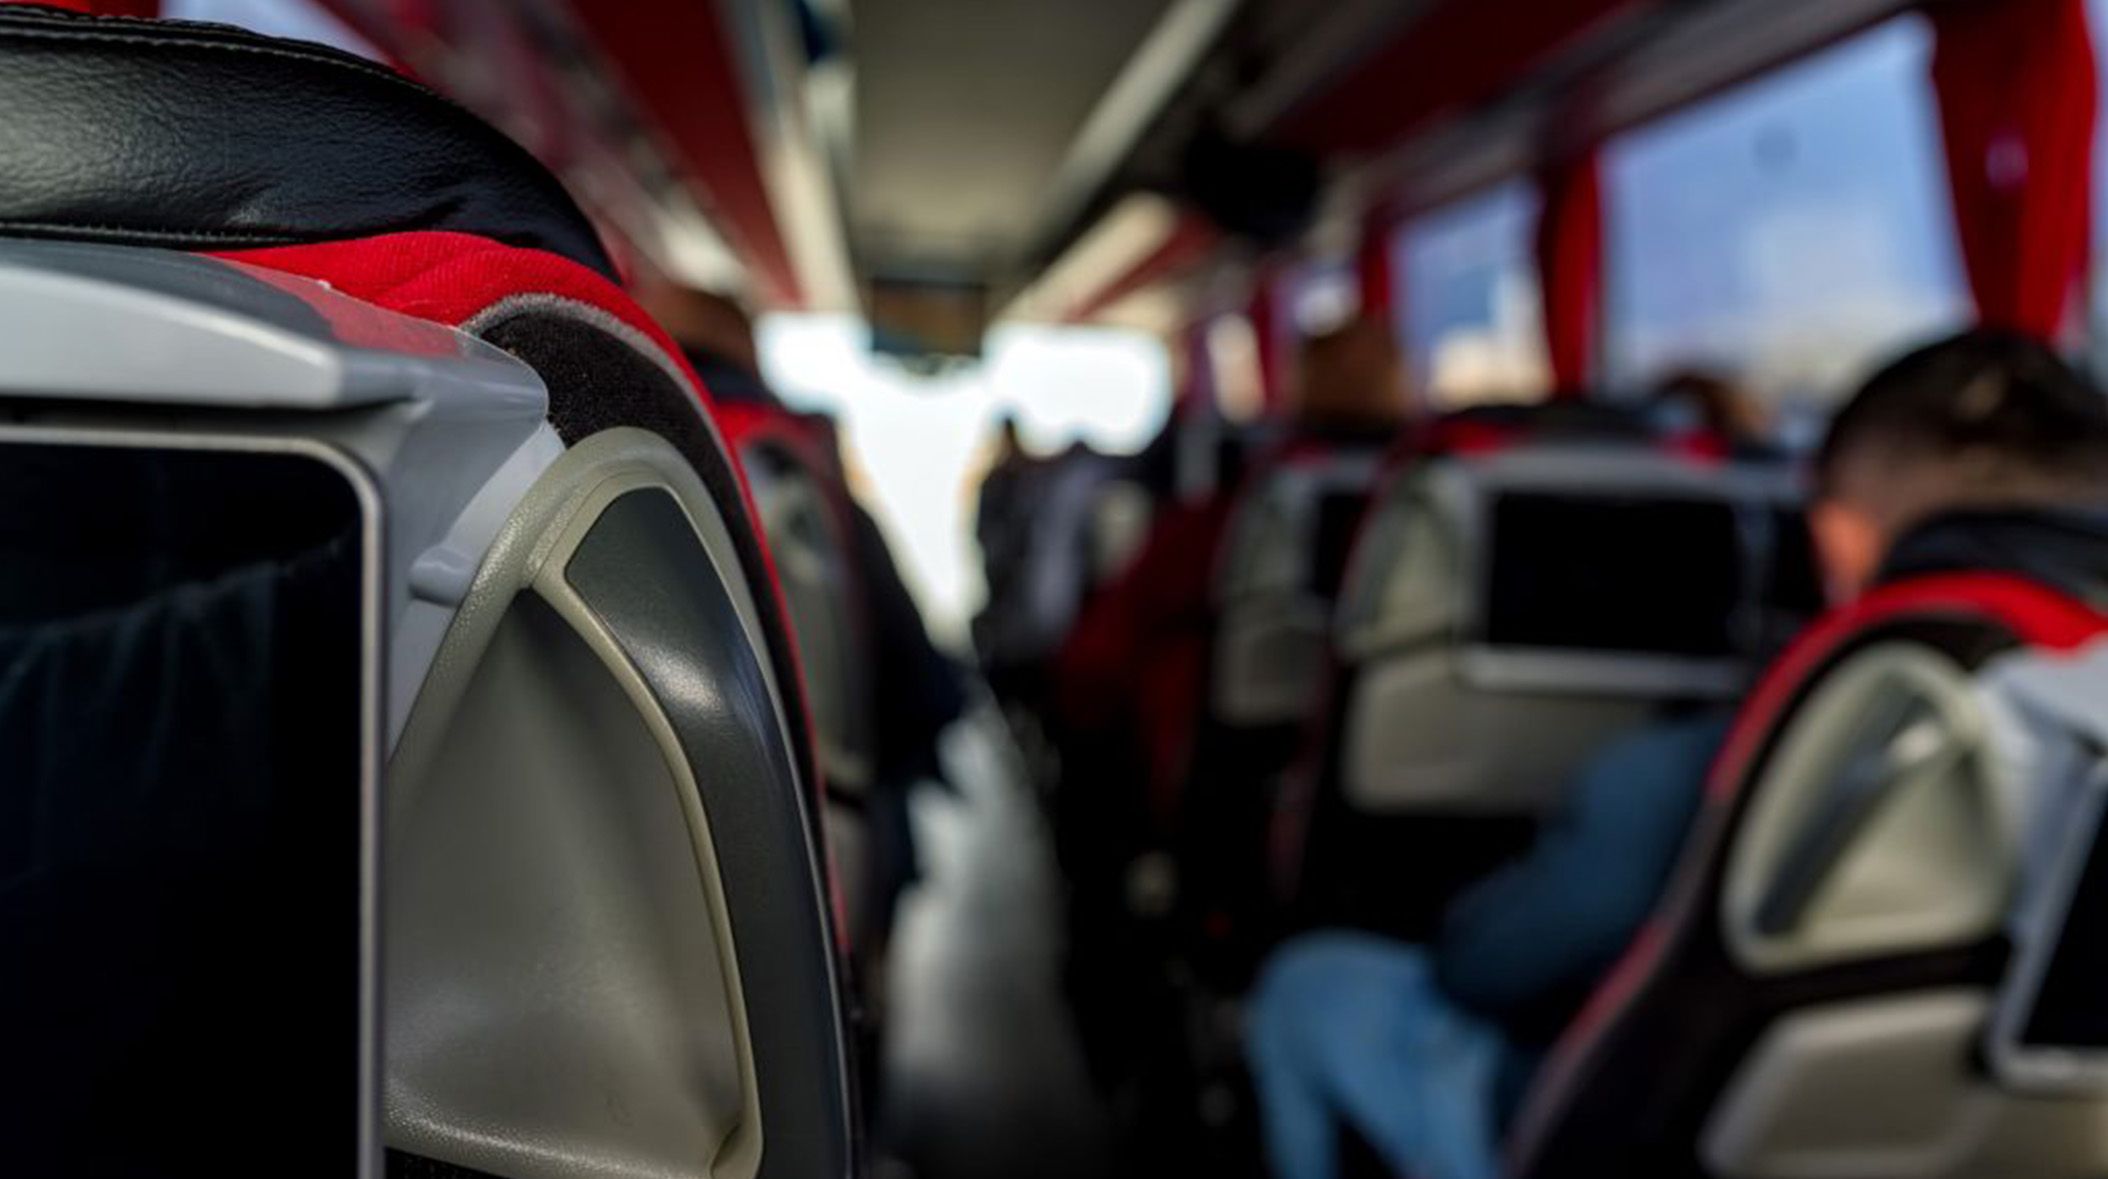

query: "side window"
xmin=1602 ymin=17 xmax=1968 ymax=405
xmin=1399 ymin=181 xmax=1549 ymax=409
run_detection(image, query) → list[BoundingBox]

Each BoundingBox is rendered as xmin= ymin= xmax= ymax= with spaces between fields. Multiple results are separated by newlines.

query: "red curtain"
xmin=1534 ymin=148 xmax=1602 ymax=398
xmin=1178 ymin=318 xmax=1218 ymax=410
xmin=1 ymin=1 xmax=157 ymax=13
xmin=1357 ymin=211 xmax=1399 ymax=317
xmin=1248 ymin=271 xmax=1286 ymax=412
xmin=1930 ymin=0 xmax=2098 ymax=340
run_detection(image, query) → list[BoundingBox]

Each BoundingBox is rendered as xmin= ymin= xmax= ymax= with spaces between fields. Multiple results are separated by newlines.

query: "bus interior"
xmin=4 ymin=1 xmax=2108 ymax=1178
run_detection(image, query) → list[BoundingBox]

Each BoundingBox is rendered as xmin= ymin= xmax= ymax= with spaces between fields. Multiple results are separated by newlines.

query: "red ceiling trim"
xmin=1273 ymin=0 xmax=1650 ymax=157
xmin=1068 ymin=210 xmax=1221 ymax=322
xmin=567 ymin=0 xmax=803 ymax=306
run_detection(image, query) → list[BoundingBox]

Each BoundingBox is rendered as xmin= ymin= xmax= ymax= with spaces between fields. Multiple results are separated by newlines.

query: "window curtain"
xmin=1930 ymin=0 xmax=2098 ymax=339
xmin=1535 ymin=148 xmax=1603 ymax=397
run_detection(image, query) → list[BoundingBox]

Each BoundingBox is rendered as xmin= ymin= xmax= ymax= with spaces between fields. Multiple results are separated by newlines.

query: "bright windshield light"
xmin=759 ymin=313 xmax=1169 ymax=647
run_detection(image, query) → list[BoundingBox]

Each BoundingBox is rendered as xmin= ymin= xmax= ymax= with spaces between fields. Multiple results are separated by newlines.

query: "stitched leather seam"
xmin=0 ymin=12 xmax=440 ymax=103
xmin=0 ymin=9 xmax=611 ymax=268
xmin=0 ymin=10 xmax=607 ymax=270
xmin=0 ymin=12 xmax=548 ymax=178
xmin=0 ymin=218 xmax=374 ymax=247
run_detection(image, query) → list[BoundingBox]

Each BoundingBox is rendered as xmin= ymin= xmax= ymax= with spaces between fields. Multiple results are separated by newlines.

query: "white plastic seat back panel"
xmin=388 ymin=431 xmax=849 ymax=1179
xmin=1336 ymin=448 xmax=1801 ymax=817
xmin=1705 ymin=639 xmax=2108 ymax=1178
xmin=747 ymin=449 xmax=875 ymax=796
xmin=1212 ymin=452 xmax=1381 ymax=726
xmin=1343 ymin=650 xmax=1657 ymax=811
xmin=1702 ymin=990 xmax=2108 ymax=1179
xmin=1724 ymin=644 xmax=2005 ymax=975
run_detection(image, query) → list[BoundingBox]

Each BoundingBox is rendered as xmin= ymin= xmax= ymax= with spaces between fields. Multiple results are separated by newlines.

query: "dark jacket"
xmin=1433 ymin=711 xmax=1731 ymax=1042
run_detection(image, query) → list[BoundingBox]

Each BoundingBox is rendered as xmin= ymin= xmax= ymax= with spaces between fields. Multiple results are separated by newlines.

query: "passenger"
xmin=641 ymin=281 xmax=778 ymax=408
xmin=1287 ymin=313 xmax=1413 ymax=443
xmin=1243 ymin=329 xmax=2108 ymax=1179
xmin=971 ymin=414 xmax=1042 ymax=707
xmin=1650 ymin=367 xmax=1774 ymax=455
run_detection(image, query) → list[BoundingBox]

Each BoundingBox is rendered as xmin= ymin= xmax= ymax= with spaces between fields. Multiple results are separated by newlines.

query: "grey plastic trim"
xmin=1700 ymin=990 xmax=1999 ymax=1179
xmin=0 ymin=240 xmax=538 ymax=409
xmin=1456 ymin=646 xmax=1748 ymax=697
xmin=390 ymin=425 xmax=566 ymax=745
xmin=0 ymin=423 xmax=386 ymax=1179
xmin=1723 ymin=643 xmax=2000 ymax=976
xmin=567 ymin=491 xmax=851 ymax=1179
xmin=1752 ymin=693 xmax=1945 ymax=937
xmin=385 ymin=428 xmax=848 ymax=1179
xmin=0 ymin=242 xmax=555 ymax=750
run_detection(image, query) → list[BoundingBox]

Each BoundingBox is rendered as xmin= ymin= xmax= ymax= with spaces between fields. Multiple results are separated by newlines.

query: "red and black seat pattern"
xmin=1506 ymin=515 xmax=2108 ymax=1178
xmin=0 ymin=8 xmax=849 ymax=1176
xmin=0 ymin=5 xmax=612 ymax=274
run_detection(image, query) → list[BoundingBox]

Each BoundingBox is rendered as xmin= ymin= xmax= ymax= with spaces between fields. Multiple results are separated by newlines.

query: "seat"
xmin=0 ymin=4 xmax=610 ymax=273
xmin=1279 ymin=423 xmax=1816 ymax=937
xmin=718 ymin=401 xmax=884 ymax=953
xmin=0 ymin=9 xmax=852 ymax=1178
xmin=1506 ymin=510 xmax=2108 ymax=1179
xmin=1209 ymin=440 xmax=1387 ymax=732
xmin=1171 ymin=436 xmax=1388 ymax=980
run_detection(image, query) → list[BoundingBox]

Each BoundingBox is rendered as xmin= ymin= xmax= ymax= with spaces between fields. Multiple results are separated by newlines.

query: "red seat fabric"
xmin=1507 ymin=570 xmax=2108 ymax=1178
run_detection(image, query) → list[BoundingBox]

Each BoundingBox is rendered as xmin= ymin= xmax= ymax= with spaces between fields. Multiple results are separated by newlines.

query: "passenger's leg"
xmin=1247 ymin=939 xmax=1342 ymax=1179
xmin=1246 ymin=931 xmax=1503 ymax=1179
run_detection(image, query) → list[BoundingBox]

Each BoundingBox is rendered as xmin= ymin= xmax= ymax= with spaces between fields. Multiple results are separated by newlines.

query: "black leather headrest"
xmin=0 ymin=7 xmax=614 ymax=277
xmin=1881 ymin=507 xmax=2108 ymax=614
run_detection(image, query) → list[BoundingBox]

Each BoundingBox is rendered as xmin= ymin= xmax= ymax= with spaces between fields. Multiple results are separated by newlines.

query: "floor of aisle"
xmin=875 ymin=708 xmax=1117 ymax=1179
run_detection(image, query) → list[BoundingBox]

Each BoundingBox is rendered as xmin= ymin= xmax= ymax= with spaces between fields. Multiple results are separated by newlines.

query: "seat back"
xmin=1330 ymin=444 xmax=1810 ymax=814
xmin=0 ymin=11 xmax=853 ymax=1176
xmin=1279 ymin=439 xmax=1813 ymax=933
xmin=722 ymin=405 xmax=888 ymax=959
xmin=1509 ymin=570 xmax=2108 ymax=1179
xmin=1210 ymin=443 xmax=1386 ymax=728
xmin=729 ymin=409 xmax=877 ymax=797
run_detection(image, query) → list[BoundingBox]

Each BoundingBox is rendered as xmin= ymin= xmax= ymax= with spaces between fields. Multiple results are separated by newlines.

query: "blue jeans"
xmin=1247 ymin=932 xmax=1503 ymax=1179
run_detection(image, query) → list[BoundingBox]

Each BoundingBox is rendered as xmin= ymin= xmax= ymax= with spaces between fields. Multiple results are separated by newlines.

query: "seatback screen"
xmin=1483 ymin=492 xmax=1744 ymax=658
xmin=0 ymin=439 xmax=371 ymax=1175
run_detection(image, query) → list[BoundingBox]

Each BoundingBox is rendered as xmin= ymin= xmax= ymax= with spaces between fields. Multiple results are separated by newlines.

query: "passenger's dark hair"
xmin=1816 ymin=329 xmax=2108 ymax=503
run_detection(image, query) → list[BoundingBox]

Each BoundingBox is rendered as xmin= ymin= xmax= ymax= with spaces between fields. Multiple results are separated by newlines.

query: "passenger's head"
xmin=1811 ymin=330 xmax=2108 ymax=599
xmin=1653 ymin=368 xmax=1767 ymax=445
xmin=639 ymin=282 xmax=759 ymax=377
xmin=1292 ymin=315 xmax=1410 ymax=433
